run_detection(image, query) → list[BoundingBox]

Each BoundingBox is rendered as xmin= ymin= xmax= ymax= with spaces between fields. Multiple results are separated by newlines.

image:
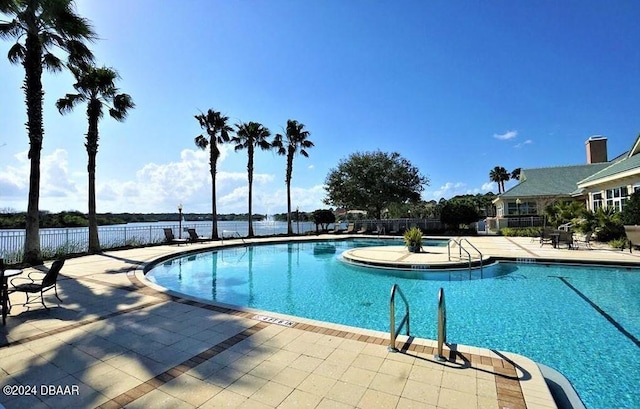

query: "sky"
xmin=1 ymin=0 xmax=639 ymax=215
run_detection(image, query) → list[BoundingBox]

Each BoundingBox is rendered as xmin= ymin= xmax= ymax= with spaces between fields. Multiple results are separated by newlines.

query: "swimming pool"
xmin=146 ymin=239 xmax=640 ymax=409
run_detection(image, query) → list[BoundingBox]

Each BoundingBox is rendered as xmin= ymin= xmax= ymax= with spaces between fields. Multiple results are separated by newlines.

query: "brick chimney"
xmin=585 ymin=136 xmax=607 ymax=164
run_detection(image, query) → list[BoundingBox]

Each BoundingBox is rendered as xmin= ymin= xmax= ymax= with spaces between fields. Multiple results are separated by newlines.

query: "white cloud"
xmin=0 ymin=145 xmax=321 ymax=214
xmin=308 ymin=164 xmax=315 ymax=169
xmin=493 ymin=130 xmax=518 ymax=140
xmin=514 ymin=139 xmax=533 ymax=148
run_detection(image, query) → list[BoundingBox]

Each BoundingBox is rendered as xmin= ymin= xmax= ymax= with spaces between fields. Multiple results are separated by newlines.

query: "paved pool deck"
xmin=2 ymin=235 xmax=638 ymax=408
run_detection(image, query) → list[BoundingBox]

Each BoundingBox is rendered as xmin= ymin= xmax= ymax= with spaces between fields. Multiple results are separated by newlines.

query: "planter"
xmin=407 ymin=244 xmax=421 ymax=253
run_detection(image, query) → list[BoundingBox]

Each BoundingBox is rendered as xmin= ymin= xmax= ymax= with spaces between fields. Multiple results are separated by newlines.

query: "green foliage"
xmin=608 ymin=238 xmax=627 ymax=250
xmin=403 ymin=227 xmax=423 ymax=251
xmin=594 ymin=207 xmax=625 ymax=242
xmin=544 ymin=200 xmax=585 ymax=227
xmin=440 ymin=199 xmax=479 ymax=229
xmin=324 ymin=151 xmax=429 ymax=219
xmin=498 ymin=227 xmax=542 ymax=237
xmin=620 ymin=190 xmax=640 ymax=225
xmin=312 ymin=209 xmax=336 ymax=231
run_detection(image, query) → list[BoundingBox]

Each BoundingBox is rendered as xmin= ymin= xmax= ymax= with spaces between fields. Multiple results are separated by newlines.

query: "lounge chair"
xmin=356 ymin=224 xmax=368 ymax=234
xmin=624 ymin=225 xmax=640 ymax=253
xmin=329 ymin=223 xmax=343 ymax=234
xmin=163 ymin=228 xmax=189 ymax=245
xmin=344 ymin=223 xmax=355 ymax=234
xmin=9 ymin=259 xmax=64 ymax=310
xmin=187 ymin=228 xmax=210 ymax=242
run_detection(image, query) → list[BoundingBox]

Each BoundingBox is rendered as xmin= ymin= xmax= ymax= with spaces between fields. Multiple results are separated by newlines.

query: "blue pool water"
xmin=146 ymin=239 xmax=640 ymax=409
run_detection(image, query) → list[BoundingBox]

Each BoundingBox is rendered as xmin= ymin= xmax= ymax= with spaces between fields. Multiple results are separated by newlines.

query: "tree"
xmin=440 ymin=199 xmax=480 ymax=229
xmin=273 ymin=119 xmax=314 ymax=235
xmin=1 ymin=0 xmax=95 ymax=264
xmin=233 ymin=122 xmax=271 ymax=237
xmin=324 ymin=151 xmax=428 ymax=219
xmin=56 ymin=63 xmax=134 ymax=253
xmin=510 ymin=167 xmax=521 ymax=182
xmin=312 ymin=209 xmax=335 ymax=232
xmin=621 ymin=190 xmax=640 ymax=225
xmin=489 ymin=166 xmax=509 ymax=194
xmin=194 ymin=109 xmax=233 ymax=239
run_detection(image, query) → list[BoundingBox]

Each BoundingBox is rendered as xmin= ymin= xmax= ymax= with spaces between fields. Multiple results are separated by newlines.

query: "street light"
xmin=296 ymin=206 xmax=300 ymax=235
xmin=515 ymin=198 xmax=521 ymax=217
xmin=178 ymin=203 xmax=183 ymax=239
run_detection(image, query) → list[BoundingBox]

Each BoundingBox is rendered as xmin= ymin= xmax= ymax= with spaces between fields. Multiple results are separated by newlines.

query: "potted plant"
xmin=403 ymin=226 xmax=423 ymax=253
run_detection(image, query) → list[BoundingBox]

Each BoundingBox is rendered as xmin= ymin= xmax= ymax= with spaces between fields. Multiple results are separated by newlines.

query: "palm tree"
xmin=273 ymin=119 xmax=314 ymax=235
xmin=56 ymin=63 xmax=134 ymax=254
xmin=194 ymin=109 xmax=233 ymax=239
xmin=233 ymin=122 xmax=271 ymax=237
xmin=489 ymin=166 xmax=509 ymax=194
xmin=511 ymin=167 xmax=522 ymax=182
xmin=1 ymin=0 xmax=95 ymax=265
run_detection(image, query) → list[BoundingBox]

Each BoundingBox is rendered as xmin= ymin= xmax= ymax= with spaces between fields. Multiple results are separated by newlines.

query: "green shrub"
xmin=608 ymin=238 xmax=627 ymax=250
xmin=403 ymin=227 xmax=423 ymax=251
xmin=499 ymin=227 xmax=542 ymax=237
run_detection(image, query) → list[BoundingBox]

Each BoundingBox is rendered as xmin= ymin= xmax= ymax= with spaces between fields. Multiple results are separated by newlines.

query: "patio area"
xmin=2 ymin=235 xmax=638 ymax=408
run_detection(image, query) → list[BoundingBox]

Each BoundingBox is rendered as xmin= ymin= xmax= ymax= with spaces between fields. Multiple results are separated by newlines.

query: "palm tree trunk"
xmin=211 ymin=150 xmax=219 ymax=240
xmin=86 ymin=108 xmax=101 ymax=253
xmin=286 ymin=153 xmax=293 ymax=235
xmin=247 ymin=151 xmax=254 ymax=237
xmin=23 ymin=32 xmax=44 ymax=265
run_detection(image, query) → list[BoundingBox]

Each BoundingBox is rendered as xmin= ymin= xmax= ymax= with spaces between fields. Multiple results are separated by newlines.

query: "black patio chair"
xmin=9 ymin=259 xmax=65 ymax=310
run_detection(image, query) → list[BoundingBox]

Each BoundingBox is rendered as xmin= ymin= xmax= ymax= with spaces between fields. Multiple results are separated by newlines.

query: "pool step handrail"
xmin=388 ymin=284 xmax=410 ymax=352
xmin=447 ymin=238 xmax=483 ymax=272
xmin=435 ymin=287 xmax=447 ymax=361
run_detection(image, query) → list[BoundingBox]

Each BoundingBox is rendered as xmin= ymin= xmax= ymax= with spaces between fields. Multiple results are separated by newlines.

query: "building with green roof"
xmin=489 ymin=135 xmax=640 ymax=230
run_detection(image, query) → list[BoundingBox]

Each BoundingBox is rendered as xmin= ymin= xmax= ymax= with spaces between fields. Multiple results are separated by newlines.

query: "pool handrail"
xmin=388 ymin=284 xmax=410 ymax=352
xmin=447 ymin=238 xmax=483 ymax=272
xmin=435 ymin=287 xmax=447 ymax=361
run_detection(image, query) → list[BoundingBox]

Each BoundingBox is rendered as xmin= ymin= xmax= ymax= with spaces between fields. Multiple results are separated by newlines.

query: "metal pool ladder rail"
xmin=448 ymin=238 xmax=483 ymax=272
xmin=435 ymin=287 xmax=447 ymax=361
xmin=388 ymin=284 xmax=410 ymax=352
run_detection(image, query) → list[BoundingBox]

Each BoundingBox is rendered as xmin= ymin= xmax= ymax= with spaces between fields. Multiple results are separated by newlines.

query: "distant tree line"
xmin=0 ymin=211 xmax=274 ymax=229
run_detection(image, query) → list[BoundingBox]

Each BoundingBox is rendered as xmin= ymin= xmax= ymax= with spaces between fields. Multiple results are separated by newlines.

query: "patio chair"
xmin=187 ymin=228 xmax=210 ymax=242
xmin=344 ymin=223 xmax=355 ymax=234
xmin=163 ymin=228 xmax=189 ymax=245
xmin=574 ymin=231 xmax=593 ymax=250
xmin=356 ymin=224 xmax=368 ymax=234
xmin=540 ymin=227 xmax=554 ymax=247
xmin=9 ymin=259 xmax=65 ymax=310
xmin=328 ymin=223 xmax=343 ymax=234
xmin=557 ymin=230 xmax=574 ymax=249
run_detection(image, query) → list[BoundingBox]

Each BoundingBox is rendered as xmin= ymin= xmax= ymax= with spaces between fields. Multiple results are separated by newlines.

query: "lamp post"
xmin=178 ymin=203 xmax=183 ymax=239
xmin=516 ymin=198 xmax=521 ymax=218
xmin=296 ymin=206 xmax=300 ymax=235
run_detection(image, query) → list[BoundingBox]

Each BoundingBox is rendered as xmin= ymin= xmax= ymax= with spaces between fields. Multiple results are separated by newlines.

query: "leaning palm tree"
xmin=56 ymin=63 xmax=134 ymax=254
xmin=194 ymin=109 xmax=233 ymax=239
xmin=273 ymin=119 xmax=314 ymax=235
xmin=233 ymin=122 xmax=271 ymax=237
xmin=0 ymin=0 xmax=95 ymax=265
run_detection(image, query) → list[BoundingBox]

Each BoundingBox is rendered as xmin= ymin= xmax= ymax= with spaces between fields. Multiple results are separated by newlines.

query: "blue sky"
xmin=1 ymin=0 xmax=639 ymax=215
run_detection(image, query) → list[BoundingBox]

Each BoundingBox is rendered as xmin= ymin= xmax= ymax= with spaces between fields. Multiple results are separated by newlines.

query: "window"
xmin=604 ymin=187 xmax=629 ymax=211
xmin=593 ymin=193 xmax=603 ymax=210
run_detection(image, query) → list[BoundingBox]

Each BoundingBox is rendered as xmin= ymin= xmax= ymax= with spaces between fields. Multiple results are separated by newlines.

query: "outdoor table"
xmin=1 ymin=269 xmax=22 ymax=325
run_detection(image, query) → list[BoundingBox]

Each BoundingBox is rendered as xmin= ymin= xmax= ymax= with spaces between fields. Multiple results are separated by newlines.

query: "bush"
xmin=608 ymin=238 xmax=627 ymax=250
xmin=403 ymin=227 xmax=423 ymax=252
xmin=499 ymin=227 xmax=542 ymax=237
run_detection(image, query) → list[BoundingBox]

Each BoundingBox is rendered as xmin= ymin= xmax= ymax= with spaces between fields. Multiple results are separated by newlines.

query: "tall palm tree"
xmin=194 ymin=109 xmax=233 ymax=239
xmin=233 ymin=122 xmax=271 ymax=237
xmin=489 ymin=166 xmax=510 ymax=194
xmin=0 ymin=0 xmax=95 ymax=265
xmin=56 ymin=63 xmax=134 ymax=254
xmin=510 ymin=167 xmax=522 ymax=182
xmin=273 ymin=119 xmax=314 ymax=235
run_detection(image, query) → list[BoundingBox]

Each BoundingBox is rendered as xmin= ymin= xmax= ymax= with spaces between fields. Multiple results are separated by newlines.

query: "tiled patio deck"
xmin=2 ymin=235 xmax=638 ymax=408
